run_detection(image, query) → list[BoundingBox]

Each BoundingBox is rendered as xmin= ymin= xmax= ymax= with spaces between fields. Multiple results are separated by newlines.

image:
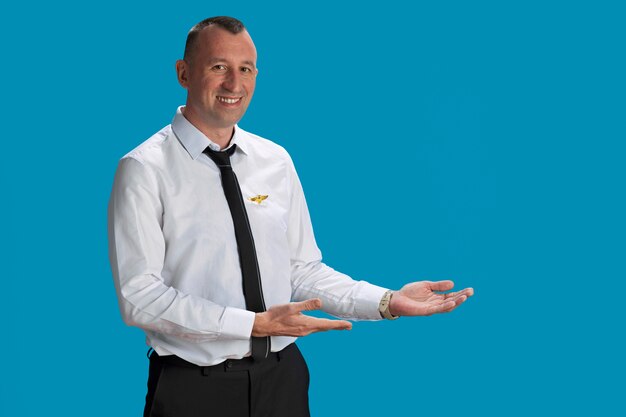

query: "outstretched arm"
xmin=251 ymin=280 xmax=474 ymax=337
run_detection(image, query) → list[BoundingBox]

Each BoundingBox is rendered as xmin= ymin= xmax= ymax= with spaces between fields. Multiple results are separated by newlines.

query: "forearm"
xmin=290 ymin=260 xmax=388 ymax=321
xmin=113 ymin=270 xmax=255 ymax=342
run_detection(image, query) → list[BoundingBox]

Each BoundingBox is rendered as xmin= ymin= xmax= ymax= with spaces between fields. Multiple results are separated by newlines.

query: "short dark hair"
xmin=183 ymin=16 xmax=246 ymax=62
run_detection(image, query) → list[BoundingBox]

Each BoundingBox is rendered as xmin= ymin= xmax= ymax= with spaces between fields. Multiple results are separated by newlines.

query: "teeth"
xmin=217 ymin=97 xmax=240 ymax=104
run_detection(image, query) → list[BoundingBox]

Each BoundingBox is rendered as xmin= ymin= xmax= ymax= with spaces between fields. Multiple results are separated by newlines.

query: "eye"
xmin=211 ymin=65 xmax=227 ymax=72
xmin=240 ymin=66 xmax=256 ymax=76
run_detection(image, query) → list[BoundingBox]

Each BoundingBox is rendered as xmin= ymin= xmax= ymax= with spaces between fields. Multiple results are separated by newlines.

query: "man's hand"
xmin=389 ymin=280 xmax=474 ymax=317
xmin=252 ymin=298 xmax=352 ymax=337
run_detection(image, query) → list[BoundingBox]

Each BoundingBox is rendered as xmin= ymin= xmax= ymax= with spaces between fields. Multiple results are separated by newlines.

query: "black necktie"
xmin=204 ymin=144 xmax=270 ymax=360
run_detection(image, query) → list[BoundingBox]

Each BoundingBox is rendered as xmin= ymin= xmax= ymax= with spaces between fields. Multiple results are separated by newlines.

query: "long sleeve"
xmin=108 ymin=157 xmax=255 ymax=342
xmin=285 ymin=157 xmax=388 ymax=320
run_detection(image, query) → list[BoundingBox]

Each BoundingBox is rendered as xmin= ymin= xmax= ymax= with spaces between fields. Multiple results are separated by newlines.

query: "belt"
xmin=148 ymin=348 xmax=284 ymax=374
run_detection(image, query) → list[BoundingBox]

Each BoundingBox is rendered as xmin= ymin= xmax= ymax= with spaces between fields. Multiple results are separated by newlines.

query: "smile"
xmin=217 ymin=96 xmax=242 ymax=104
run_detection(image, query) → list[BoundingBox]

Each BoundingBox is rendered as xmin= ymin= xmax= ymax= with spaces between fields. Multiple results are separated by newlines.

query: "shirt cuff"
xmin=354 ymin=283 xmax=390 ymax=320
xmin=219 ymin=307 xmax=256 ymax=340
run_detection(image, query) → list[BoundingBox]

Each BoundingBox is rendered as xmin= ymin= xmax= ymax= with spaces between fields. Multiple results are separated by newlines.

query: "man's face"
xmin=177 ymin=26 xmax=258 ymax=131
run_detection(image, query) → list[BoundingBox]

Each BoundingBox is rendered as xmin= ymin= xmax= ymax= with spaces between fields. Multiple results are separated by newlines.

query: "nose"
xmin=221 ymin=69 xmax=242 ymax=93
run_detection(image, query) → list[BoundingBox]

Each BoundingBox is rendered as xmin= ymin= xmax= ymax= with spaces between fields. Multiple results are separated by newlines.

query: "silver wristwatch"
xmin=378 ymin=290 xmax=399 ymax=320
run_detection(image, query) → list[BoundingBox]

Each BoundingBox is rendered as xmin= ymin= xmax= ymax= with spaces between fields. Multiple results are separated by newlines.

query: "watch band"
xmin=378 ymin=290 xmax=399 ymax=320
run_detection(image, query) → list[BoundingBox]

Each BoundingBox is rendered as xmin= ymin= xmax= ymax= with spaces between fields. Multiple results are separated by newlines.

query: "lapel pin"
xmin=249 ymin=195 xmax=269 ymax=204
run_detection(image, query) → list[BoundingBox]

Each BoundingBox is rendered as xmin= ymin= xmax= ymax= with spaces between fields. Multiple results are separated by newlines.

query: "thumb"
xmin=429 ymin=280 xmax=454 ymax=292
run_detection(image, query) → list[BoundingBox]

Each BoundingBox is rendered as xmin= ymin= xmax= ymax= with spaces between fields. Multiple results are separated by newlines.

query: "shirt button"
xmin=226 ymin=361 xmax=233 ymax=368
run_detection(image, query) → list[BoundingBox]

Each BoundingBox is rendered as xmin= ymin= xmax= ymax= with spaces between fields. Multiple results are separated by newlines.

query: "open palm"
xmin=389 ymin=280 xmax=474 ymax=317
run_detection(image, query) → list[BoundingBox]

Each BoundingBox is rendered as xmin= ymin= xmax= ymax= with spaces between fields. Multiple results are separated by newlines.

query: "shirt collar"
xmin=171 ymin=106 xmax=249 ymax=160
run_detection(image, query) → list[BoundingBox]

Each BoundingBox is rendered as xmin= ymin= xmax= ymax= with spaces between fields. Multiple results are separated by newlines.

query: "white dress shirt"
xmin=108 ymin=107 xmax=388 ymax=366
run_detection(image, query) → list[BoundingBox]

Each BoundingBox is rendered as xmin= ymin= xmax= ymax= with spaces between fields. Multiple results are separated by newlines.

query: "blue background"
xmin=1 ymin=0 xmax=624 ymax=415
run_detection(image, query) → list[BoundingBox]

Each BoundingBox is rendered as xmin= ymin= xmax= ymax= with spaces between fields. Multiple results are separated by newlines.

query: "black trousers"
xmin=144 ymin=343 xmax=310 ymax=417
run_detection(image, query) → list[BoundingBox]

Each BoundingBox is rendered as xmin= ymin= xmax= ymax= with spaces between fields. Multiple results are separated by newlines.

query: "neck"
xmin=182 ymin=106 xmax=234 ymax=149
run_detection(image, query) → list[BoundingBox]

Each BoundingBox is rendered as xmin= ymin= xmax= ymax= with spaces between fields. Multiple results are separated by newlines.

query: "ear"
xmin=176 ymin=59 xmax=189 ymax=88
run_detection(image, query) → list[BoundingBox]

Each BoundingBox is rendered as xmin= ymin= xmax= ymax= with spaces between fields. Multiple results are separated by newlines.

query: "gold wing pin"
xmin=249 ymin=194 xmax=269 ymax=204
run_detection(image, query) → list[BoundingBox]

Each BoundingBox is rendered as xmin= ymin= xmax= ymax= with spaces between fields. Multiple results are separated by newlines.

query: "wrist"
xmin=378 ymin=290 xmax=399 ymax=320
xmin=252 ymin=312 xmax=269 ymax=337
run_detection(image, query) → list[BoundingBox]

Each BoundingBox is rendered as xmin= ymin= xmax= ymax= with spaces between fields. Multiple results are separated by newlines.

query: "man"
xmin=108 ymin=16 xmax=473 ymax=417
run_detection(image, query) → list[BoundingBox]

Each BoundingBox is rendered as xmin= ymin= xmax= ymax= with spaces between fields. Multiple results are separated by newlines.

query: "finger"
xmin=444 ymin=288 xmax=473 ymax=300
xmin=452 ymin=294 xmax=467 ymax=306
xmin=424 ymin=294 xmax=469 ymax=315
xmin=443 ymin=290 xmax=462 ymax=299
xmin=429 ymin=280 xmax=455 ymax=292
xmin=291 ymin=298 xmax=322 ymax=313
xmin=438 ymin=294 xmax=467 ymax=308
xmin=306 ymin=317 xmax=352 ymax=332
xmin=443 ymin=294 xmax=468 ymax=311
xmin=453 ymin=291 xmax=471 ymax=305
xmin=429 ymin=299 xmax=457 ymax=314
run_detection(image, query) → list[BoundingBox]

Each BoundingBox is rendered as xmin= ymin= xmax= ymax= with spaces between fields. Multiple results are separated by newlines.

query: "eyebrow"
xmin=207 ymin=57 xmax=256 ymax=68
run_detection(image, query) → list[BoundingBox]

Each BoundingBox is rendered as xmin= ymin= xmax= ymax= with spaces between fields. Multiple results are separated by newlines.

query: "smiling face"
xmin=176 ymin=25 xmax=258 ymax=141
